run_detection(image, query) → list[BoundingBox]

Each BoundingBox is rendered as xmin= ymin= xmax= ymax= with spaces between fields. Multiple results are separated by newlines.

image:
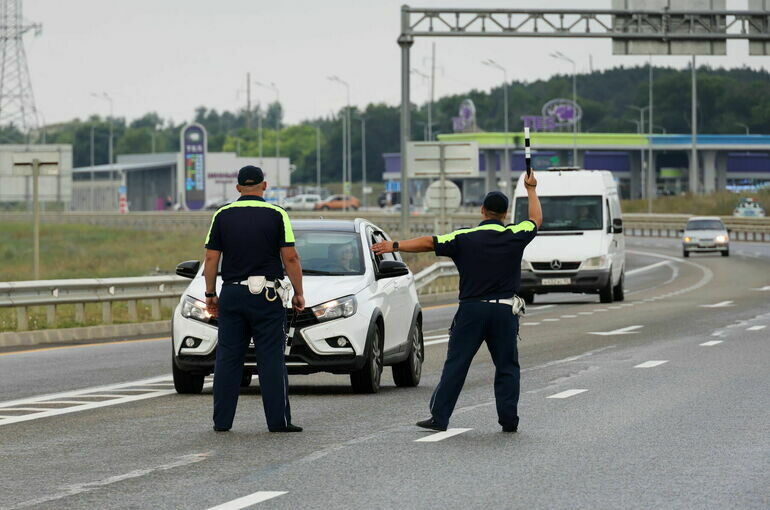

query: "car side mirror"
xmin=612 ymin=218 xmax=623 ymax=234
xmin=176 ymin=260 xmax=201 ymax=279
xmin=377 ymin=260 xmax=409 ymax=279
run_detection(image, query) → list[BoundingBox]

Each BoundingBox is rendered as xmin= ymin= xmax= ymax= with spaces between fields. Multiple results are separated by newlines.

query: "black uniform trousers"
xmin=213 ymin=284 xmax=291 ymax=430
xmin=429 ymin=301 xmax=520 ymax=429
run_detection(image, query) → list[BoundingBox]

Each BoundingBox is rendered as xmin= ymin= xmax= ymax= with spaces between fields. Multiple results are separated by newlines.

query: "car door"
xmin=367 ymin=228 xmax=402 ymax=354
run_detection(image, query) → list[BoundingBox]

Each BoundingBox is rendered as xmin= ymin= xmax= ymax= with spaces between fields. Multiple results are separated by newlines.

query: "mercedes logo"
xmin=550 ymin=259 xmax=562 ymax=270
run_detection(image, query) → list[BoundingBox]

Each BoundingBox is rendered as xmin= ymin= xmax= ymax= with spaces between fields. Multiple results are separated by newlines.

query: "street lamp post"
xmin=316 ymin=125 xmax=321 ymax=192
xmin=92 ymin=92 xmax=115 ymax=210
xmin=255 ymin=81 xmax=281 ymax=186
xmin=627 ymin=105 xmax=649 ymax=200
xmin=328 ymin=76 xmax=352 ymax=211
xmin=482 ymin=59 xmax=510 ymax=198
xmin=549 ymin=52 xmax=577 ymax=166
xmin=360 ymin=116 xmax=367 ymax=209
xmin=737 ymin=122 xmax=750 ymax=135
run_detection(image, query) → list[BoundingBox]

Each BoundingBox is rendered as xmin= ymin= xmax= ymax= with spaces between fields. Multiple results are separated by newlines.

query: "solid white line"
xmin=626 ymin=260 xmax=672 ymax=276
xmin=11 ymin=453 xmax=210 ymax=509
xmin=415 ymin=428 xmax=472 ymax=442
xmin=207 ymin=492 xmax=288 ymax=510
xmin=700 ymin=340 xmax=723 ymax=346
xmin=424 ymin=337 xmax=449 ymax=347
xmin=634 ymin=360 xmax=668 ymax=368
xmin=547 ymin=389 xmax=588 ymax=399
xmin=747 ymin=325 xmax=766 ymax=331
xmin=0 ymin=407 xmax=55 ymax=412
xmin=588 ymin=325 xmax=643 ymax=336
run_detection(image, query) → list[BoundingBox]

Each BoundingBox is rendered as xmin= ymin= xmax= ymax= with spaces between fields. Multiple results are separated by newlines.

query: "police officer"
xmin=372 ymin=171 xmax=542 ymax=433
xmin=203 ymin=165 xmax=305 ymax=433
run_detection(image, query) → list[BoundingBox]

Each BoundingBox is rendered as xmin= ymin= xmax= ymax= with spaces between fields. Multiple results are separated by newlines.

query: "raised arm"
xmin=524 ymin=171 xmax=543 ymax=228
xmin=372 ymin=236 xmax=434 ymax=255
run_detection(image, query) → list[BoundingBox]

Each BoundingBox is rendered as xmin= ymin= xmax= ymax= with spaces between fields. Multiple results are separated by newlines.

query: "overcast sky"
xmin=25 ymin=0 xmax=770 ymax=127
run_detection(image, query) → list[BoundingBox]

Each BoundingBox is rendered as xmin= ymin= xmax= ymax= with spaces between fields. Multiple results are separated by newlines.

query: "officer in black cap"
xmin=372 ymin=171 xmax=542 ymax=433
xmin=203 ymin=165 xmax=305 ymax=433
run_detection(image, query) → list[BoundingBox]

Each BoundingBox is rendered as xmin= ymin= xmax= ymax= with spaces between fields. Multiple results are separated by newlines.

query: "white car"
xmin=513 ymin=169 xmax=626 ymax=304
xmin=171 ymin=219 xmax=424 ymax=394
xmin=682 ymin=216 xmax=730 ymax=257
xmin=283 ymin=194 xmax=322 ymax=211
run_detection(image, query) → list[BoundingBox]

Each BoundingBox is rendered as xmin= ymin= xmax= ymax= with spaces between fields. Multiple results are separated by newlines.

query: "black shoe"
xmin=213 ymin=426 xmax=230 ymax=432
xmin=502 ymin=425 xmax=518 ymax=433
xmin=269 ymin=424 xmax=303 ymax=433
xmin=416 ymin=418 xmax=447 ymax=432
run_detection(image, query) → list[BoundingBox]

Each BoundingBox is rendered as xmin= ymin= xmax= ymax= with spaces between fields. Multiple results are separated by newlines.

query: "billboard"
xmin=181 ymin=123 xmax=207 ymax=210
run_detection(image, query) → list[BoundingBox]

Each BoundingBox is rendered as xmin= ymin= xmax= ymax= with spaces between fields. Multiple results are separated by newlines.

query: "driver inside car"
xmin=328 ymin=243 xmax=357 ymax=273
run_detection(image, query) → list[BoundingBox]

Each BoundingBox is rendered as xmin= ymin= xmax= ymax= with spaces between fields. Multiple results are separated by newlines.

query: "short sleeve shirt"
xmin=433 ymin=219 xmax=537 ymax=301
xmin=204 ymin=195 xmax=295 ymax=282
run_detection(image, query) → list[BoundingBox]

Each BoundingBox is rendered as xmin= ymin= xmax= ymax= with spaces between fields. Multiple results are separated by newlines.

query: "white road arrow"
xmin=700 ymin=301 xmax=734 ymax=308
xmin=751 ymin=286 xmax=770 ymax=291
xmin=588 ymin=325 xmax=644 ymax=336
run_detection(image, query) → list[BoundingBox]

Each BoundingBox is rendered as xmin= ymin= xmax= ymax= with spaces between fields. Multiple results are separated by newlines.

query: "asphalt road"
xmin=1 ymin=237 xmax=768 ymax=509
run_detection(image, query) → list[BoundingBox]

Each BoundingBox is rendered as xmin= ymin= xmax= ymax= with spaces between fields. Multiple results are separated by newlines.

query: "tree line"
xmin=6 ymin=64 xmax=769 ymax=184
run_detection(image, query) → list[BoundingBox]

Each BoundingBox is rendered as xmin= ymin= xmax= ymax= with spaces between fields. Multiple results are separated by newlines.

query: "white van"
xmin=512 ymin=168 xmax=625 ymax=304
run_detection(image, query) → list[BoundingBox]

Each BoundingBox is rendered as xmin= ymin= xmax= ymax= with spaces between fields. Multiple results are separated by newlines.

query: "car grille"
xmin=699 ymin=238 xmax=714 ymax=242
xmin=531 ymin=262 xmax=581 ymax=271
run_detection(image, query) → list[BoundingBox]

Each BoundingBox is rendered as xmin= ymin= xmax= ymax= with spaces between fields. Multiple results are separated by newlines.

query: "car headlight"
xmin=582 ymin=255 xmax=608 ymax=269
xmin=181 ymin=296 xmax=213 ymax=323
xmin=521 ymin=259 xmax=532 ymax=271
xmin=683 ymin=236 xmax=692 ymax=242
xmin=715 ymin=235 xmax=728 ymax=243
xmin=312 ymin=295 xmax=357 ymax=322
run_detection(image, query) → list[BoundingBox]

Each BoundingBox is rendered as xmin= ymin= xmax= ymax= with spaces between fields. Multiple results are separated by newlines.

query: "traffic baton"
xmin=524 ymin=127 xmax=532 ymax=178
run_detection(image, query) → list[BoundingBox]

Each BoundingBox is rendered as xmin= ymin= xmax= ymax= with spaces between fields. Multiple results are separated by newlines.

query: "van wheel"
xmin=613 ymin=273 xmax=625 ymax=301
xmin=393 ymin=318 xmax=423 ymax=387
xmin=599 ymin=274 xmax=614 ymax=304
xmin=351 ymin=324 xmax=383 ymax=394
xmin=520 ymin=292 xmax=534 ymax=305
xmin=172 ymin=359 xmax=204 ymax=394
xmin=683 ymin=249 xmax=690 ymax=258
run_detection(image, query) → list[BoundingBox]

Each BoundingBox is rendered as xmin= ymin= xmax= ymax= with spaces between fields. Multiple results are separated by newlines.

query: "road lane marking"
xmin=700 ymin=340 xmax=723 ymax=346
xmin=543 ymin=318 xmax=560 ymax=322
xmin=561 ymin=315 xmax=578 ymax=318
xmin=423 ymin=333 xmax=448 ymax=340
xmin=529 ymin=305 xmax=555 ymax=310
xmin=10 ymin=453 xmax=210 ymax=509
xmin=751 ymin=286 xmax=770 ymax=291
xmin=0 ymin=336 xmax=170 ymax=357
xmin=424 ymin=336 xmax=450 ymax=347
xmin=423 ymin=303 xmax=458 ymax=311
xmin=521 ymin=322 xmax=540 ymax=326
xmin=700 ymin=300 xmax=734 ymax=308
xmin=547 ymin=389 xmax=588 ymax=399
xmin=588 ymin=325 xmax=643 ymax=336
xmin=634 ymin=360 xmax=668 ymax=368
xmin=578 ymin=312 xmax=593 ymax=315
xmin=594 ymin=308 xmax=608 ymax=312
xmin=207 ymin=491 xmax=288 ymax=510
xmin=626 ymin=260 xmax=673 ymax=276
xmin=747 ymin=325 xmax=766 ymax=331
xmin=415 ymin=428 xmax=472 ymax=442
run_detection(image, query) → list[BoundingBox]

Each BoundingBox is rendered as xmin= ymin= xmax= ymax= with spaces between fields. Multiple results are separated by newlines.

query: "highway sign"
xmin=406 ymin=141 xmax=479 ymax=178
xmin=424 ymin=180 xmax=461 ymax=213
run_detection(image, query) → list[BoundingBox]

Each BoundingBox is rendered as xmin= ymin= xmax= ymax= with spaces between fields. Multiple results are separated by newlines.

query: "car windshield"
xmin=686 ymin=220 xmax=724 ymax=230
xmin=294 ymin=230 xmax=364 ymax=275
xmin=515 ymin=196 xmax=603 ymax=231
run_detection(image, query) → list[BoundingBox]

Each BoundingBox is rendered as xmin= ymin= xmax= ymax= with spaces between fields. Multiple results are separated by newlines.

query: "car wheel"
xmin=613 ymin=272 xmax=625 ymax=302
xmin=683 ymin=249 xmax=689 ymax=258
xmin=393 ymin=318 xmax=423 ymax=387
xmin=321 ymin=206 xmax=330 ymax=211
xmin=721 ymin=249 xmax=729 ymax=257
xmin=599 ymin=271 xmax=614 ymax=303
xmin=351 ymin=205 xmax=359 ymax=211
xmin=520 ymin=292 xmax=534 ymax=305
xmin=240 ymin=370 xmax=253 ymax=387
xmin=172 ymin=358 xmax=204 ymax=394
xmin=351 ymin=323 xmax=383 ymax=394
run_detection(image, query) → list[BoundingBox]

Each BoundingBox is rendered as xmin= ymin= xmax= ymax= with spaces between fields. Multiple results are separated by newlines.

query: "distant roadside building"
xmin=0 ymin=144 xmax=74 ymax=210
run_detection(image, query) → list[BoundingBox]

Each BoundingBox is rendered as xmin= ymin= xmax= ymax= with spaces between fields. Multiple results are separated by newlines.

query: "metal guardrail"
xmin=0 ymin=263 xmax=460 ymax=333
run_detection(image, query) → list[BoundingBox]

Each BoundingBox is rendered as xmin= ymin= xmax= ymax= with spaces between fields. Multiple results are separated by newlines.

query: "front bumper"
xmin=172 ymin=305 xmax=369 ymax=375
xmin=520 ymin=268 xmax=611 ymax=294
xmin=683 ymin=241 xmax=728 ymax=252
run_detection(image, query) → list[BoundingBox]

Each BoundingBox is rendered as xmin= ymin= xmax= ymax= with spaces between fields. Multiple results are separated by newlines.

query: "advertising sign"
xmin=181 ymin=123 xmax=207 ymax=210
xmin=521 ymin=99 xmax=582 ymax=132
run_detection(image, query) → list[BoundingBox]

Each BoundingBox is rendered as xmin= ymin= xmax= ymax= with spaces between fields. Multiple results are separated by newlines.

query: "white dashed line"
xmin=543 ymin=318 xmax=560 ymax=322
xmin=521 ymin=322 xmax=540 ymax=326
xmin=424 ymin=336 xmax=450 ymax=347
xmin=588 ymin=325 xmax=643 ymax=336
xmin=634 ymin=360 xmax=668 ymax=368
xmin=700 ymin=340 xmax=723 ymax=346
xmin=578 ymin=312 xmax=593 ymax=315
xmin=547 ymin=389 xmax=588 ymax=399
xmin=700 ymin=300 xmax=734 ymax=308
xmin=415 ymin=428 xmax=473 ymax=442
xmin=207 ymin=491 xmax=288 ymax=510
xmin=751 ymin=286 xmax=770 ymax=291
xmin=747 ymin=325 xmax=766 ymax=331
xmin=561 ymin=315 xmax=578 ymax=318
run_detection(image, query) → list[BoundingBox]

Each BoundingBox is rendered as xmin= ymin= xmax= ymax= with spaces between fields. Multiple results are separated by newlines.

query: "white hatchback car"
xmin=682 ymin=216 xmax=730 ymax=257
xmin=283 ymin=194 xmax=322 ymax=211
xmin=171 ymin=219 xmax=424 ymax=394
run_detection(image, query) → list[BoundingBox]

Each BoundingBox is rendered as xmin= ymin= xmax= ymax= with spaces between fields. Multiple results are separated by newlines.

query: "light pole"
xmin=737 ymin=122 xmax=749 ymax=135
xmin=316 ymin=125 xmax=321 ymax=193
xmin=92 ymin=92 xmax=116 ymax=210
xmin=482 ymin=58 xmax=510 ymax=198
xmin=549 ymin=52 xmax=578 ymax=166
xmin=360 ymin=116 xmax=367 ymax=209
xmin=91 ymin=92 xmax=113 ymax=166
xmin=627 ymin=105 xmax=649 ymax=200
xmin=328 ymin=76 xmax=352 ymax=210
xmin=255 ymin=81 xmax=281 ymax=186
xmin=411 ymin=68 xmax=430 ymax=141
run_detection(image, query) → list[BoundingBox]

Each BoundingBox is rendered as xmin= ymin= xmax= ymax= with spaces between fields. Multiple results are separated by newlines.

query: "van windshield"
xmin=514 ymin=196 xmax=603 ymax=231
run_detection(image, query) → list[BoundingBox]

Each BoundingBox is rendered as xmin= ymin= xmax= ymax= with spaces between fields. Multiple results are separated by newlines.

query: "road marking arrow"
xmin=700 ymin=301 xmax=734 ymax=308
xmin=588 ymin=325 xmax=644 ymax=336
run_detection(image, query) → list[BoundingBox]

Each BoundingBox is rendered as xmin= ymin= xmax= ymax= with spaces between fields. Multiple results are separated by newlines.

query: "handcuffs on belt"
xmin=480 ymin=295 xmax=526 ymax=316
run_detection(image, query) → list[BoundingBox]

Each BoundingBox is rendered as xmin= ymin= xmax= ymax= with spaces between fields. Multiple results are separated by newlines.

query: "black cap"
xmin=482 ymin=191 xmax=509 ymax=214
xmin=237 ymin=165 xmax=264 ymax=186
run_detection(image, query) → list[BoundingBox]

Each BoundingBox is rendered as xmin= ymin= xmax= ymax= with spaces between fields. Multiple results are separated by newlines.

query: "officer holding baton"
xmin=204 ymin=165 xmax=305 ymax=433
xmin=372 ymin=171 xmax=542 ymax=433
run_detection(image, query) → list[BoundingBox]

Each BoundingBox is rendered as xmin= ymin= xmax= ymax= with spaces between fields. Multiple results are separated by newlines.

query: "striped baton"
xmin=524 ymin=127 xmax=532 ymax=177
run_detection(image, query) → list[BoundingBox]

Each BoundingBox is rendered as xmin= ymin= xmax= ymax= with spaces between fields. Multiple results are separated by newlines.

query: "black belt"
xmin=223 ymin=278 xmax=278 ymax=285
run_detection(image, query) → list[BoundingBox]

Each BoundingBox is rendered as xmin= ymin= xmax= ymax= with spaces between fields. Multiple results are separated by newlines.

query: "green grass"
xmin=0 ymin=222 xmax=205 ymax=282
xmin=621 ymin=189 xmax=770 ymax=216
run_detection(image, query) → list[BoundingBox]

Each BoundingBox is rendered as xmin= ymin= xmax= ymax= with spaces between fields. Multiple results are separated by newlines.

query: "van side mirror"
xmin=612 ymin=218 xmax=623 ymax=234
xmin=176 ymin=260 xmax=201 ymax=279
xmin=377 ymin=260 xmax=409 ymax=279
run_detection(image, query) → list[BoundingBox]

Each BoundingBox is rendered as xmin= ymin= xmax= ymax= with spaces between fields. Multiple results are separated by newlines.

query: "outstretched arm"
xmin=371 ymin=236 xmax=434 ymax=255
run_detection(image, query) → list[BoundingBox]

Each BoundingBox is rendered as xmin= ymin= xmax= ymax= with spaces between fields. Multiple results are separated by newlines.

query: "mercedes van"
xmin=513 ymin=168 xmax=625 ymax=304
